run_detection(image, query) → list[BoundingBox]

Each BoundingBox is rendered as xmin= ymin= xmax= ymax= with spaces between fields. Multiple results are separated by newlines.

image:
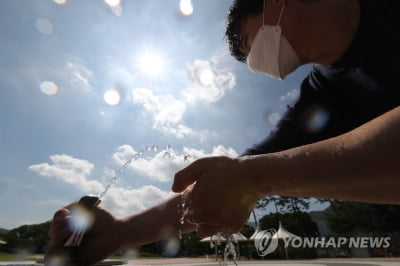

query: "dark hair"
xmin=225 ymin=0 xmax=264 ymax=62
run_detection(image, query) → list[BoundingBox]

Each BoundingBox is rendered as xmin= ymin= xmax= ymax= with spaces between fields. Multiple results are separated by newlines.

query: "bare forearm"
xmin=245 ymin=106 xmax=400 ymax=203
xmin=118 ymin=194 xmax=196 ymax=249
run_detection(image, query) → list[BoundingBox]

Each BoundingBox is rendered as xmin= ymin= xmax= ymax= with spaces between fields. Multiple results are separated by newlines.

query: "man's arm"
xmin=173 ymin=106 xmax=400 ymax=236
xmin=45 ymin=194 xmax=196 ymax=265
xmin=118 ymin=194 xmax=196 ymax=248
xmin=246 ymin=105 xmax=400 ymax=203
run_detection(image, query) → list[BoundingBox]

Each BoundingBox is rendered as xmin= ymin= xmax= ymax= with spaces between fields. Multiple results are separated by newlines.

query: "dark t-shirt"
xmin=242 ymin=0 xmax=400 ymax=156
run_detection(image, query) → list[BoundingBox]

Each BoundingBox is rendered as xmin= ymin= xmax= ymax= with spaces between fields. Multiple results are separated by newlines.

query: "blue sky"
xmin=0 ymin=0 xmax=315 ymax=229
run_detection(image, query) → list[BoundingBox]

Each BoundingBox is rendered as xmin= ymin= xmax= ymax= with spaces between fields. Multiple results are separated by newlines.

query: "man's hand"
xmin=172 ymin=156 xmax=261 ymax=237
xmin=45 ymin=202 xmax=124 ymax=266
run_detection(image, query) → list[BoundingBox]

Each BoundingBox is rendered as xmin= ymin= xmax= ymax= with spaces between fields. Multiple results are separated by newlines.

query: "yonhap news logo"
xmin=254 ymin=228 xmax=391 ymax=256
xmin=283 ymin=236 xmax=391 ymax=249
xmin=253 ymin=229 xmax=279 ymax=256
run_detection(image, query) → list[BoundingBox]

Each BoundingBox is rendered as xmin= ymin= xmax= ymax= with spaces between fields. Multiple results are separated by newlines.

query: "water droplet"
xmin=184 ymin=154 xmax=191 ymax=162
xmin=163 ymin=237 xmax=180 ymax=257
xmin=303 ymin=105 xmax=330 ymax=133
xmin=53 ymin=0 xmax=67 ymax=4
xmin=267 ymin=112 xmax=281 ymax=126
xmin=180 ymin=0 xmax=194 ymax=16
xmin=40 ymin=81 xmax=58 ymax=95
xmin=104 ymin=89 xmax=121 ymax=106
xmin=35 ymin=18 xmax=54 ymax=35
xmin=104 ymin=0 xmax=121 ymax=7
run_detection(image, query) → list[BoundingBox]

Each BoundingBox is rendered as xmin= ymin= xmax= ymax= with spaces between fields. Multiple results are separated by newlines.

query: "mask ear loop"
xmin=277 ymin=4 xmax=286 ymax=26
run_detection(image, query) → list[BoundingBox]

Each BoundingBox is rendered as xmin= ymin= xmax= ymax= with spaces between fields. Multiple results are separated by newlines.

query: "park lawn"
xmin=0 ymin=252 xmax=44 ymax=262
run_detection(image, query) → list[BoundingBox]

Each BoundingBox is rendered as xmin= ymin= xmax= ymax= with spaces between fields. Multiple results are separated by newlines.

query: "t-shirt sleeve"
xmin=241 ymin=75 xmax=349 ymax=156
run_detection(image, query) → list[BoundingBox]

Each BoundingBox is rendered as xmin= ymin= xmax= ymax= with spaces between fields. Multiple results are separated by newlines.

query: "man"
xmin=45 ymin=0 xmax=400 ymax=265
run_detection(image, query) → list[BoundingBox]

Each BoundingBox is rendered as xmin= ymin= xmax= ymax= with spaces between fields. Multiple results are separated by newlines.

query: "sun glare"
xmin=199 ymin=69 xmax=214 ymax=86
xmin=104 ymin=0 xmax=121 ymax=7
xmin=35 ymin=18 xmax=54 ymax=35
xmin=137 ymin=51 xmax=166 ymax=78
xmin=40 ymin=81 xmax=58 ymax=96
xmin=180 ymin=0 xmax=194 ymax=16
xmin=53 ymin=0 xmax=67 ymax=4
xmin=104 ymin=89 xmax=121 ymax=106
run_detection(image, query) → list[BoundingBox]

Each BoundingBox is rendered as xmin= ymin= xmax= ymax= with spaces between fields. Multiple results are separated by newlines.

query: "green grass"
xmin=0 ymin=252 xmax=43 ymax=262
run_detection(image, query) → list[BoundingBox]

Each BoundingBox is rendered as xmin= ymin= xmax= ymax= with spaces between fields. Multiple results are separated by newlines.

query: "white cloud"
xmin=28 ymin=154 xmax=104 ymax=194
xmin=27 ymin=144 xmax=239 ymax=219
xmin=130 ymin=53 xmax=236 ymax=140
xmin=182 ymin=145 xmax=239 ymax=159
xmin=160 ymin=124 xmax=195 ymax=139
xmin=112 ymin=144 xmax=185 ymax=183
xmin=132 ymin=87 xmax=186 ymax=127
xmin=66 ymin=61 xmax=93 ymax=92
xmin=183 ymin=59 xmax=236 ymax=104
xmin=27 ymin=152 xmax=173 ymax=219
xmin=112 ymin=144 xmax=239 ymax=183
xmin=101 ymin=186 xmax=173 ymax=218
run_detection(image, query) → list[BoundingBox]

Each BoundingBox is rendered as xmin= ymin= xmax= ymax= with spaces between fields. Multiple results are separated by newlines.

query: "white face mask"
xmin=247 ymin=3 xmax=301 ymax=80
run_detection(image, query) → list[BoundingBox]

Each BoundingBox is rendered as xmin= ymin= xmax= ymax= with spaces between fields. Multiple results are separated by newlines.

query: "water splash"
xmin=99 ymin=144 xmax=193 ymax=201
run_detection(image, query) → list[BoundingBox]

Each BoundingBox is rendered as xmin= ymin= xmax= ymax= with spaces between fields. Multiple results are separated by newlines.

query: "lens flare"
xmin=122 ymin=249 xmax=138 ymax=260
xmin=111 ymin=5 xmax=123 ymax=16
xmin=268 ymin=112 xmax=281 ymax=126
xmin=303 ymin=106 xmax=330 ymax=133
xmin=67 ymin=205 xmax=94 ymax=233
xmin=46 ymin=256 xmax=66 ymax=266
xmin=180 ymin=0 xmax=193 ymax=16
xmin=40 ymin=81 xmax=58 ymax=96
xmin=53 ymin=0 xmax=67 ymax=4
xmin=163 ymin=237 xmax=181 ymax=257
xmin=35 ymin=18 xmax=54 ymax=35
xmin=104 ymin=89 xmax=121 ymax=106
xmin=105 ymin=0 xmax=121 ymax=7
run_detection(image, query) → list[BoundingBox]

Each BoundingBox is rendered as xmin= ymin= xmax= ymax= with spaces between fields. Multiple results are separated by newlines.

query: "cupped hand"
xmin=172 ymin=156 xmax=262 ymax=237
xmin=45 ymin=202 xmax=124 ymax=266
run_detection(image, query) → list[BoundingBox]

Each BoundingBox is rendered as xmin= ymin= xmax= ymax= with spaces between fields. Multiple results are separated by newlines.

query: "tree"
xmin=256 ymin=195 xmax=280 ymax=213
xmin=257 ymin=195 xmax=310 ymax=214
xmin=276 ymin=196 xmax=310 ymax=213
xmin=324 ymin=201 xmax=400 ymax=235
xmin=179 ymin=232 xmax=205 ymax=257
xmin=1 ymin=221 xmax=51 ymax=254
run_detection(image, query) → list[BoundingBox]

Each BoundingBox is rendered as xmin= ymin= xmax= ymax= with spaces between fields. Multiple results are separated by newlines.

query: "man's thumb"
xmin=172 ymin=159 xmax=204 ymax=192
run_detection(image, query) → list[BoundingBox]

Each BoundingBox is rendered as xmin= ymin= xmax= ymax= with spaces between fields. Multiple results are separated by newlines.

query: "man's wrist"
xmin=238 ymin=153 xmax=291 ymax=197
xmin=116 ymin=218 xmax=130 ymax=251
xmin=237 ymin=155 xmax=269 ymax=197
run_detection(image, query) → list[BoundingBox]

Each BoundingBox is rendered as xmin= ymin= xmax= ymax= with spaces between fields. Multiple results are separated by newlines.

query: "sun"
xmin=136 ymin=50 xmax=167 ymax=78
